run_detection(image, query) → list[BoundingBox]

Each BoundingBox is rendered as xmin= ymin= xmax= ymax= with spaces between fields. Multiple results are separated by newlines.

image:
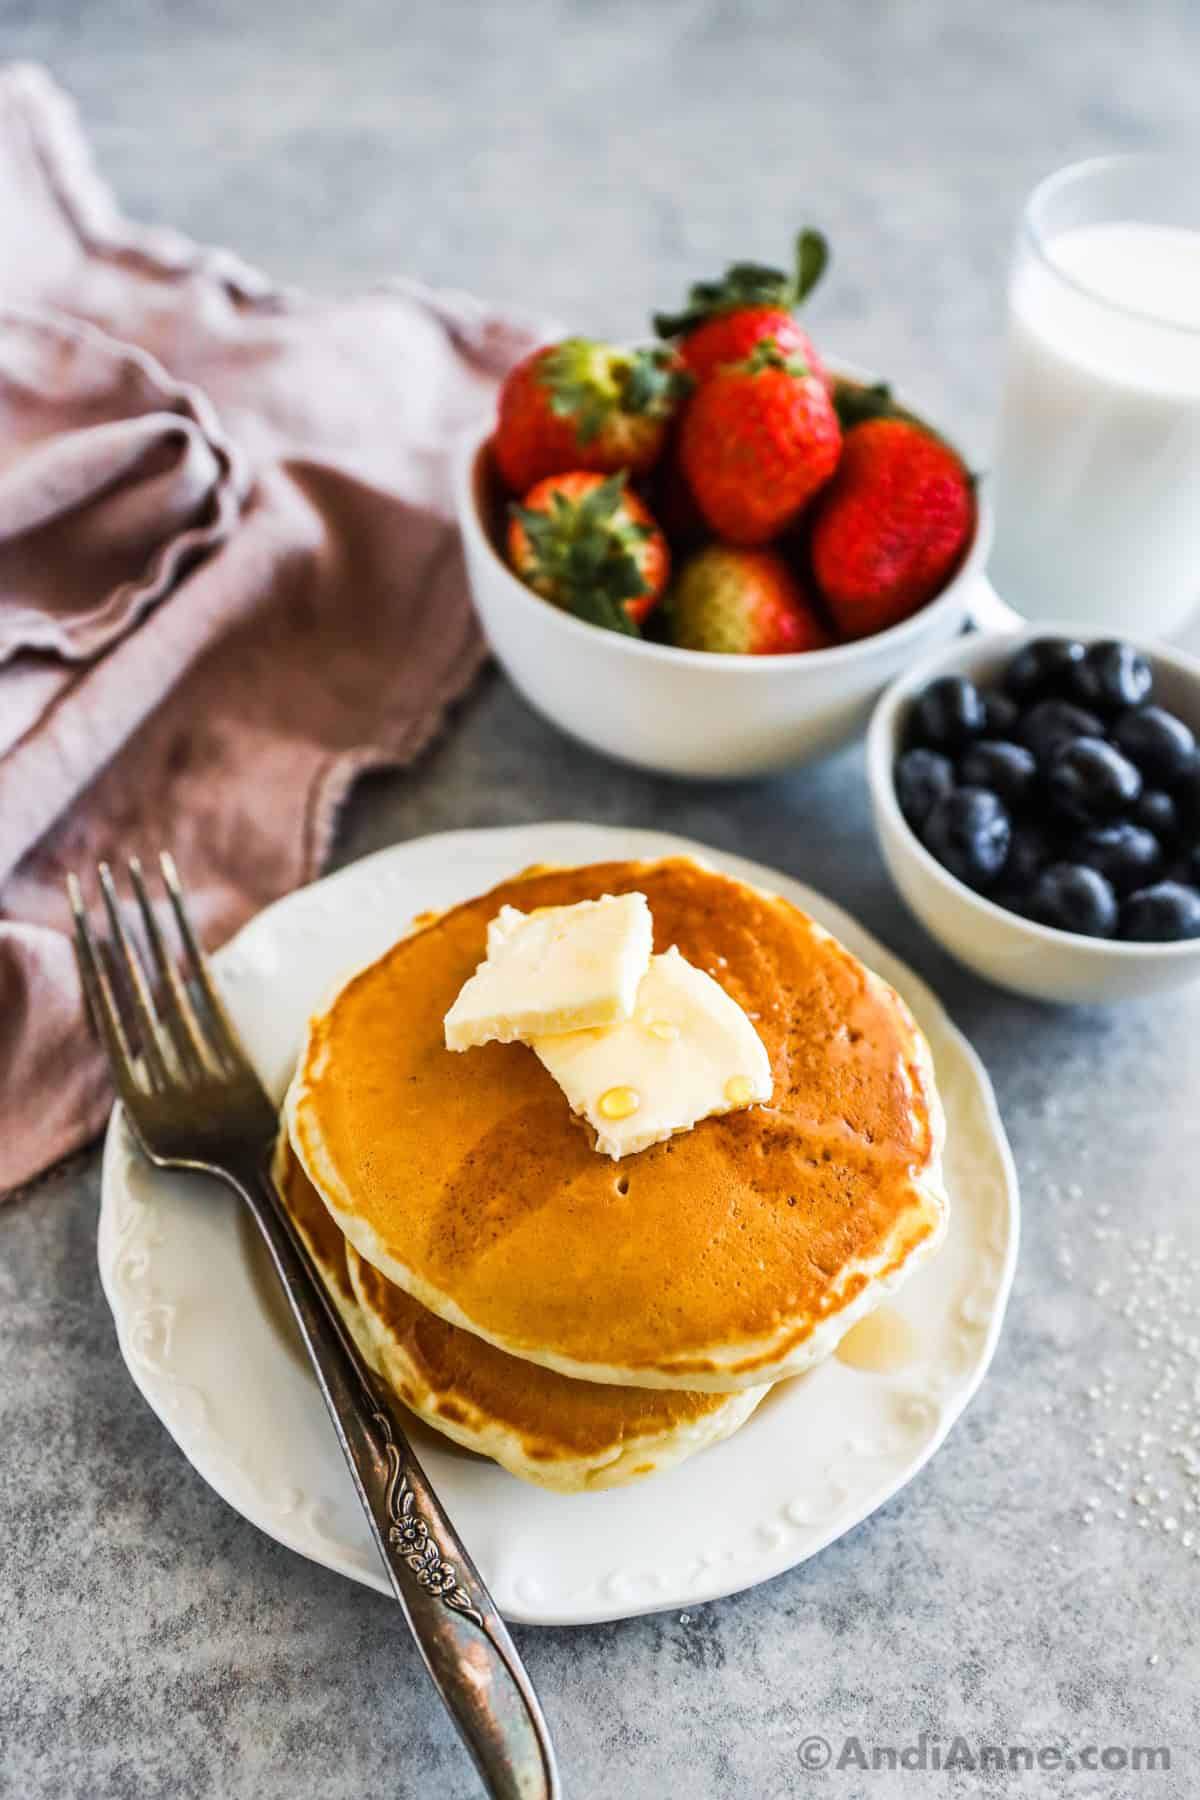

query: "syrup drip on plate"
xmin=835 ymin=1306 xmax=917 ymax=1374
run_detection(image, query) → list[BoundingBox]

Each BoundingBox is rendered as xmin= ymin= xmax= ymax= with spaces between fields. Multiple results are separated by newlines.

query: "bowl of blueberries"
xmin=866 ymin=625 xmax=1200 ymax=1003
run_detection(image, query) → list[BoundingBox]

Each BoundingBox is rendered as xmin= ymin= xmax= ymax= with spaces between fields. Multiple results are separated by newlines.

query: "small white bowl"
xmin=453 ymin=388 xmax=995 ymax=780
xmin=867 ymin=624 xmax=1200 ymax=1004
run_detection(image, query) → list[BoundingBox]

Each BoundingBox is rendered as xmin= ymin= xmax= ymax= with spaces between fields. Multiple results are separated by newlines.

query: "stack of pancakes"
xmin=281 ymin=856 xmax=949 ymax=1493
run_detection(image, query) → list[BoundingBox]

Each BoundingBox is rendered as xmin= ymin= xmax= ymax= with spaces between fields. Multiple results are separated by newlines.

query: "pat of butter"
xmin=531 ymin=945 xmax=773 ymax=1159
xmin=444 ymin=893 xmax=653 ymax=1052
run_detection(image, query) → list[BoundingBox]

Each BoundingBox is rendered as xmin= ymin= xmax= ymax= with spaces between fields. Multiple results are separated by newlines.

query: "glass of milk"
xmin=989 ymin=155 xmax=1200 ymax=638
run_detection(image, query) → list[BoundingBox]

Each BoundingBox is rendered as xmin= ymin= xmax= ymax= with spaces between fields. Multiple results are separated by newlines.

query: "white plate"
xmin=98 ymin=823 xmax=1019 ymax=1626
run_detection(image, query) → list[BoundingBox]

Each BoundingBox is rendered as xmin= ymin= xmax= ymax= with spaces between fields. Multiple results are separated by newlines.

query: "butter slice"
xmin=531 ymin=945 xmax=773 ymax=1159
xmin=444 ymin=893 xmax=653 ymax=1052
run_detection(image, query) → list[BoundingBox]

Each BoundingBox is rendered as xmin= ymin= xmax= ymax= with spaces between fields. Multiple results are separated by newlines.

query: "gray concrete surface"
xmin=2 ymin=3 xmax=1199 ymax=1796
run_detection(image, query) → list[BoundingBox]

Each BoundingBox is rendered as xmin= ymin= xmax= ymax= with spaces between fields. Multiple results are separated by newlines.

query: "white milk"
xmin=990 ymin=221 xmax=1200 ymax=635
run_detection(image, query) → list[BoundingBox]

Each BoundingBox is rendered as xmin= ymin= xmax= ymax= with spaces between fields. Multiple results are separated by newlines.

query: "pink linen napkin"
xmin=0 ymin=64 xmax=548 ymax=1196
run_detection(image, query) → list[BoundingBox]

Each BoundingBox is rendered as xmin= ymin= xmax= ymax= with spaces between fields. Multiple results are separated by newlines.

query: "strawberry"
xmin=828 ymin=374 xmax=926 ymax=434
xmin=492 ymin=338 xmax=687 ymax=494
xmin=809 ymin=418 xmax=974 ymax=639
xmin=507 ymin=471 xmax=669 ymax=634
xmin=678 ymin=339 xmax=841 ymax=546
xmin=666 ymin=546 xmax=831 ymax=655
xmin=654 ymin=229 xmax=829 ymax=385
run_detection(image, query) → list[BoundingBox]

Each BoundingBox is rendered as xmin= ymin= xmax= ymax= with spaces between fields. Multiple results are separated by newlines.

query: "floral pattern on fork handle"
xmin=376 ymin=1409 xmax=484 ymax=1624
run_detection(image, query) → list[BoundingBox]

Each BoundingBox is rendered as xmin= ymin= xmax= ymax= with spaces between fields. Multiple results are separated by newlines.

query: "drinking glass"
xmin=989 ymin=155 xmax=1200 ymax=638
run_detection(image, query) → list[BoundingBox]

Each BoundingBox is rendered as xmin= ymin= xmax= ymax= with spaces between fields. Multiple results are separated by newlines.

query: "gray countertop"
xmin=3 ymin=3 xmax=1199 ymax=1796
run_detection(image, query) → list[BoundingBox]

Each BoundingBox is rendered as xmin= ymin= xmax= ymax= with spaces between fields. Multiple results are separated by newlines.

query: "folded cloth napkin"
xmin=0 ymin=64 xmax=548 ymax=1196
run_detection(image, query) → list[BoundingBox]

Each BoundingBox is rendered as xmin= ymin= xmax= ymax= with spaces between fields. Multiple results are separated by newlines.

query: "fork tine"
xmin=97 ymin=861 xmax=171 ymax=1090
xmin=159 ymin=851 xmax=246 ymax=1068
xmin=68 ymin=873 xmax=142 ymax=1099
xmin=128 ymin=856 xmax=217 ymax=1078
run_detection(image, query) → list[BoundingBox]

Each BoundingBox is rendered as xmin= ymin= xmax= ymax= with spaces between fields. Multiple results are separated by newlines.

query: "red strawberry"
xmin=507 ymin=471 xmax=669 ymax=633
xmin=667 ymin=546 xmax=831 ymax=655
xmin=654 ymin=229 xmax=829 ymax=385
xmin=681 ymin=309 xmax=826 ymax=389
xmin=492 ymin=338 xmax=687 ymax=494
xmin=810 ymin=418 xmax=974 ymax=639
xmin=679 ymin=339 xmax=841 ymax=546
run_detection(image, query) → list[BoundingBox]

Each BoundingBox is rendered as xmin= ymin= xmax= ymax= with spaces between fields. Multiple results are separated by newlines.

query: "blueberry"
xmin=1046 ymin=737 xmax=1142 ymax=824
xmin=1018 ymin=699 xmax=1105 ymax=766
xmin=1132 ymin=788 xmax=1179 ymax=843
xmin=1111 ymin=706 xmax=1196 ymax=785
xmin=922 ymin=787 xmax=1011 ymax=889
xmin=908 ymin=675 xmax=988 ymax=752
xmin=1033 ymin=862 xmax=1118 ymax=938
xmin=998 ymin=821 xmax=1056 ymax=899
xmin=1069 ymin=640 xmax=1153 ymax=713
xmin=1003 ymin=638 xmax=1086 ymax=703
xmin=1165 ymin=845 xmax=1200 ymax=889
xmin=895 ymin=748 xmax=955 ymax=832
xmin=982 ymin=691 xmax=1020 ymax=738
xmin=1073 ymin=822 xmax=1163 ymax=895
xmin=1173 ymin=753 xmax=1200 ymax=828
xmin=958 ymin=739 xmax=1038 ymax=809
xmin=1119 ymin=881 xmax=1200 ymax=943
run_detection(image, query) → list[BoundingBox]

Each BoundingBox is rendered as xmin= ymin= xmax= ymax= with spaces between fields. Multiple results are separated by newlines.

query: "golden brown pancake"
xmin=273 ymin=1128 xmax=764 ymax=1491
xmin=270 ymin=1127 xmax=384 ymax=1375
xmin=288 ymin=857 xmax=948 ymax=1392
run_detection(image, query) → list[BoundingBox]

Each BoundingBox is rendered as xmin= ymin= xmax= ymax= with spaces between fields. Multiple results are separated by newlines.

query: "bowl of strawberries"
xmin=455 ymin=232 xmax=994 ymax=779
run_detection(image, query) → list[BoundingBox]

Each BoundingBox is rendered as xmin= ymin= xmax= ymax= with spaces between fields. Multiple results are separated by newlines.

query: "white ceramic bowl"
xmin=867 ymin=624 xmax=1200 ymax=1004
xmin=453 ymin=397 xmax=995 ymax=780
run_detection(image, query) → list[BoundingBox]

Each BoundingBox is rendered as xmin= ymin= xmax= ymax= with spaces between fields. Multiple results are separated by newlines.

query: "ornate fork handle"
xmin=221 ymin=1148 xmax=559 ymax=1800
xmin=71 ymin=854 xmax=557 ymax=1799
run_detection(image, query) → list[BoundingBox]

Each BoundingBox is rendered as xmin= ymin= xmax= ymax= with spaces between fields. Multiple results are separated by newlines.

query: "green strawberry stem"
xmin=568 ymin=587 xmax=642 ymax=637
xmin=511 ymin=471 xmax=647 ymax=636
xmin=652 ymin=227 xmax=829 ymax=340
xmin=540 ymin=341 xmax=686 ymax=441
xmin=740 ymin=337 xmax=811 ymax=378
xmin=793 ymin=227 xmax=828 ymax=304
xmin=829 ymin=377 xmax=919 ymax=432
xmin=830 ymin=378 xmax=972 ymax=474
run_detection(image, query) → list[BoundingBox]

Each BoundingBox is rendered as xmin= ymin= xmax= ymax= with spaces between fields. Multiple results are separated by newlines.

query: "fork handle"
xmin=225 ymin=1156 xmax=559 ymax=1800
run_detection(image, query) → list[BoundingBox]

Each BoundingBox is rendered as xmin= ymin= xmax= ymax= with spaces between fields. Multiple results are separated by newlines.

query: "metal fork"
xmin=69 ymin=853 xmax=559 ymax=1800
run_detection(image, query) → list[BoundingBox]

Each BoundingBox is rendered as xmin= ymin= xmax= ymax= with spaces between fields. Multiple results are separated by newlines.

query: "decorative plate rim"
xmin=97 ymin=822 xmax=1020 ymax=1626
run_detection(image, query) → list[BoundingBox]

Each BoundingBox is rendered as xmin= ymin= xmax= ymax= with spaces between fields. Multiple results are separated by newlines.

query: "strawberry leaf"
xmin=538 ymin=341 xmax=686 ymax=441
xmin=620 ymin=348 xmax=692 ymax=417
xmin=830 ymin=377 xmax=954 ymax=447
xmin=741 ymin=337 xmax=810 ymax=378
xmin=793 ymin=228 xmax=828 ymax=304
xmin=653 ymin=228 xmax=829 ymax=339
xmin=830 ymin=378 xmax=902 ymax=431
xmin=569 ymin=587 xmax=642 ymax=636
xmin=539 ymin=339 xmax=618 ymax=443
xmin=510 ymin=473 xmax=652 ymax=637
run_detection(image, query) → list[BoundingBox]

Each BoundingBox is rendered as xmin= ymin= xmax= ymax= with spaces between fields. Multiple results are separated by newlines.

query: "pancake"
xmin=273 ymin=1127 xmax=765 ymax=1491
xmin=288 ymin=856 xmax=949 ymax=1393
xmin=270 ymin=1126 xmax=386 ymax=1374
